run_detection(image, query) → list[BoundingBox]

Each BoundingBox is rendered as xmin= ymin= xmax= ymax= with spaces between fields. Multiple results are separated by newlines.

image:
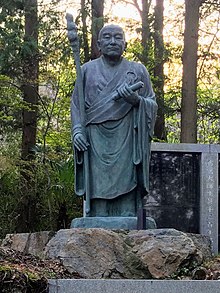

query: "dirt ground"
xmin=0 ymin=247 xmax=82 ymax=292
xmin=0 ymin=247 xmax=219 ymax=292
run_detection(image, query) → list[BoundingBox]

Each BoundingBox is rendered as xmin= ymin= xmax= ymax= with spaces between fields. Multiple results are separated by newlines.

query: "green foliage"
xmin=125 ymin=37 xmax=156 ymax=75
xmin=0 ymin=0 xmax=82 ymax=235
xmin=0 ymin=75 xmax=23 ymax=131
xmin=32 ymin=150 xmax=82 ymax=231
xmin=0 ymin=144 xmax=82 ymax=237
xmin=0 ymin=1 xmax=24 ymax=77
xmin=0 ymin=155 xmax=20 ymax=237
xmin=169 ymin=259 xmax=199 ymax=280
xmin=197 ymin=85 xmax=220 ymax=143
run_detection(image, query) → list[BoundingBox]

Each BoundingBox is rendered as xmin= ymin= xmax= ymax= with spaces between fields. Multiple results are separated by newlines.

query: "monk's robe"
xmin=71 ymin=56 xmax=157 ymax=216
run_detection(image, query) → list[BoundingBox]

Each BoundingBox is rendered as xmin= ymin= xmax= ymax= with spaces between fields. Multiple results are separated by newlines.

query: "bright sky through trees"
xmin=61 ymin=0 xmax=186 ymax=42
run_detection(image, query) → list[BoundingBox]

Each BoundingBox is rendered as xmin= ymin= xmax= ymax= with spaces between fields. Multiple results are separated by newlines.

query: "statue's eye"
xmin=115 ymin=34 xmax=123 ymax=40
xmin=103 ymin=34 xmax=111 ymax=40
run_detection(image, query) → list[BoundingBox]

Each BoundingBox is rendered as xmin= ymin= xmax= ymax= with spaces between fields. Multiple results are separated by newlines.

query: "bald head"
xmin=97 ymin=24 xmax=126 ymax=60
xmin=98 ymin=24 xmax=125 ymax=41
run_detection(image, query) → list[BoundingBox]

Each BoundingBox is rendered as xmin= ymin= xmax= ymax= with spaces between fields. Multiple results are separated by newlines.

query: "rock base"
xmin=45 ymin=228 xmax=212 ymax=279
xmin=1 ymin=228 xmax=213 ymax=280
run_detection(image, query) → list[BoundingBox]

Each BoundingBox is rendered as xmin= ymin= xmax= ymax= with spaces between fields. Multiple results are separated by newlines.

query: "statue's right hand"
xmin=74 ymin=133 xmax=89 ymax=152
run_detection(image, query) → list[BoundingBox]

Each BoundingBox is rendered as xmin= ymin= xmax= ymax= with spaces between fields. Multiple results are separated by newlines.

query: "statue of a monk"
xmin=71 ymin=24 xmax=157 ymax=217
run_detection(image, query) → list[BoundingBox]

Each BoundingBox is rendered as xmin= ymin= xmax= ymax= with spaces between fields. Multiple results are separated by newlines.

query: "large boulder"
xmin=45 ymin=228 xmax=150 ymax=279
xmin=1 ymin=231 xmax=54 ymax=258
xmin=44 ymin=228 xmax=212 ymax=279
xmin=1 ymin=228 xmax=212 ymax=279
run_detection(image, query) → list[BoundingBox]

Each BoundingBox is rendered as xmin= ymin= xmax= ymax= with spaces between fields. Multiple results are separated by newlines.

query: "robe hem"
xmin=90 ymin=183 xmax=137 ymax=200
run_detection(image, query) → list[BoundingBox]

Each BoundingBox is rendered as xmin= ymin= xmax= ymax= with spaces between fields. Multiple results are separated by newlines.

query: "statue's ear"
xmin=124 ymin=42 xmax=127 ymax=52
xmin=97 ymin=40 xmax=101 ymax=51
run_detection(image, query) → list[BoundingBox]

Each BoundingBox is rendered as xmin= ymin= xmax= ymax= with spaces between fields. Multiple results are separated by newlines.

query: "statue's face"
xmin=98 ymin=26 xmax=126 ymax=59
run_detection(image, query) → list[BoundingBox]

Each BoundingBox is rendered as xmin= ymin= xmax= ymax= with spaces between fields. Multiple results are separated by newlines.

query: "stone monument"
xmin=66 ymin=14 xmax=157 ymax=229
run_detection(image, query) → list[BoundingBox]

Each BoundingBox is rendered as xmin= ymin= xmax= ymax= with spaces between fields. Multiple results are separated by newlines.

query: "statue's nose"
xmin=110 ymin=37 xmax=116 ymax=44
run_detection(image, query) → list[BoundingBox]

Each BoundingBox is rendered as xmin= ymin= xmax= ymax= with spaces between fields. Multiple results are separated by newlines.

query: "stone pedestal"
xmin=48 ymin=279 xmax=220 ymax=293
xmin=71 ymin=216 xmax=156 ymax=229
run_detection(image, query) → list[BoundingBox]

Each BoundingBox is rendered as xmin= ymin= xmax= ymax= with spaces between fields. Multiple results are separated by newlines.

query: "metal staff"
xmin=66 ymin=13 xmax=90 ymax=215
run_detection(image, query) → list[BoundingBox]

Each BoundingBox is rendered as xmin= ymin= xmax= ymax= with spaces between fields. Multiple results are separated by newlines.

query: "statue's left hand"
xmin=117 ymin=83 xmax=140 ymax=106
xmin=74 ymin=132 xmax=89 ymax=152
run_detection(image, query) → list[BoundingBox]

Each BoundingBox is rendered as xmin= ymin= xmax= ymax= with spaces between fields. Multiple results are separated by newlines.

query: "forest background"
xmin=0 ymin=0 xmax=219 ymax=236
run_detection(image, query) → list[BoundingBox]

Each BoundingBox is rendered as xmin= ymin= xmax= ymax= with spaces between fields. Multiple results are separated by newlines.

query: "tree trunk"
xmin=153 ymin=0 xmax=166 ymax=141
xmin=81 ymin=0 xmax=90 ymax=62
xmin=141 ymin=0 xmax=151 ymax=65
xmin=181 ymin=0 xmax=201 ymax=143
xmin=21 ymin=0 xmax=38 ymax=160
xmin=91 ymin=0 xmax=104 ymax=60
xmin=17 ymin=0 xmax=39 ymax=232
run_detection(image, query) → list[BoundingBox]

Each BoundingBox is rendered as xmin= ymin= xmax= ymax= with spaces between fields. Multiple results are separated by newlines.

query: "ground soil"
xmin=0 ymin=247 xmax=219 ymax=292
xmin=0 ymin=247 xmax=82 ymax=292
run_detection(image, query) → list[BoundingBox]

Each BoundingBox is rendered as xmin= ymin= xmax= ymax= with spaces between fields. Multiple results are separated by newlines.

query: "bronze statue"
xmin=67 ymin=17 xmax=157 ymax=218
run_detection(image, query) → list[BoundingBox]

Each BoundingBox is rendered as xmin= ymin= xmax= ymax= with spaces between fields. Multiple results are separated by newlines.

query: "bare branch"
xmin=41 ymin=83 xmax=60 ymax=162
xmin=198 ymin=10 xmax=220 ymax=80
xmin=112 ymin=0 xmax=142 ymax=16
